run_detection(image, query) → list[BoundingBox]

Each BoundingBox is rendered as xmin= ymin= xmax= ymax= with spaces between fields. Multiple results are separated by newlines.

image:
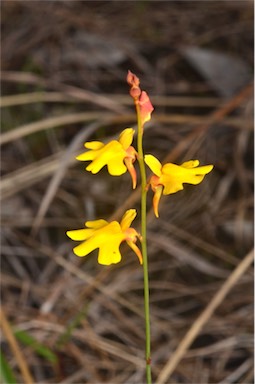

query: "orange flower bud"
xmin=127 ymin=70 xmax=141 ymax=100
xmin=127 ymin=70 xmax=140 ymax=88
xmin=138 ymin=91 xmax=154 ymax=127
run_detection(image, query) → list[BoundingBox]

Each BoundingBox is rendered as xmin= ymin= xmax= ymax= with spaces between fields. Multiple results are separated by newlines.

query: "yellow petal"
xmin=161 ymin=163 xmax=213 ymax=195
xmin=71 ymin=223 xmax=115 ymax=256
xmin=107 ymin=156 xmax=127 ymax=175
xmin=76 ymin=142 xmax=104 ymax=161
xmin=144 ymin=154 xmax=162 ymax=177
xmin=85 ymin=160 xmax=102 ymax=173
xmin=181 ymin=160 xmax=199 ymax=168
xmin=66 ymin=228 xmax=94 ymax=241
xmin=98 ymin=230 xmax=125 ymax=265
xmin=120 ymin=209 xmax=137 ymax=231
xmin=76 ymin=150 xmax=98 ymax=161
xmin=85 ymin=141 xmax=125 ymax=174
xmin=102 ymin=221 xmax=123 ymax=235
xmin=97 ymin=234 xmax=124 ymax=265
xmin=85 ymin=219 xmax=108 ymax=229
xmin=85 ymin=141 xmax=104 ymax=150
xmin=160 ymin=163 xmax=184 ymax=194
xmin=162 ymin=178 xmax=184 ymax=194
xmin=118 ymin=128 xmax=135 ymax=150
xmin=72 ymin=236 xmax=99 ymax=257
xmin=195 ymin=164 xmax=214 ymax=174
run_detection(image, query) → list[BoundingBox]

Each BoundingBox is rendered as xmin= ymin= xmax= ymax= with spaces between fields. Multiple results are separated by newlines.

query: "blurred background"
xmin=1 ymin=1 xmax=253 ymax=383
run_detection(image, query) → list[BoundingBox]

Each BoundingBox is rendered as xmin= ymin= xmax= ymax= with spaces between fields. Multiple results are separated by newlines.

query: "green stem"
xmin=136 ymin=103 xmax=152 ymax=384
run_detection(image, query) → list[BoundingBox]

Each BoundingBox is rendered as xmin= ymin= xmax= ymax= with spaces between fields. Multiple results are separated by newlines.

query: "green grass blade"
xmin=0 ymin=350 xmax=17 ymax=384
xmin=14 ymin=330 xmax=57 ymax=364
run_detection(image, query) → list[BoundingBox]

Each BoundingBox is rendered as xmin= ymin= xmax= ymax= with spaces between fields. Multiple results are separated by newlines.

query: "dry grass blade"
xmin=218 ymin=359 xmax=253 ymax=384
xmin=156 ymin=249 xmax=254 ymax=384
xmin=0 ymin=92 xmax=222 ymax=109
xmin=163 ymin=82 xmax=253 ymax=164
xmin=0 ymin=112 xmax=113 ymax=145
xmin=0 ymin=92 xmax=79 ymax=107
xmin=109 ymin=94 xmax=222 ymax=107
xmin=0 ymin=71 xmax=128 ymax=114
xmin=0 ymin=152 xmax=66 ymax=200
xmin=0 ymin=307 xmax=34 ymax=384
xmin=149 ymin=233 xmax=230 ymax=278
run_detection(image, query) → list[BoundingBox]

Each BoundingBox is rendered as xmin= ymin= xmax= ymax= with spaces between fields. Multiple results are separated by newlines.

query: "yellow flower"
xmin=144 ymin=154 xmax=213 ymax=218
xmin=66 ymin=209 xmax=142 ymax=265
xmin=76 ymin=128 xmax=138 ymax=188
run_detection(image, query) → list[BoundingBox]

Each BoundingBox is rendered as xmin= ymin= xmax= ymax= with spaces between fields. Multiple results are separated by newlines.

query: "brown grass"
xmin=1 ymin=2 xmax=253 ymax=383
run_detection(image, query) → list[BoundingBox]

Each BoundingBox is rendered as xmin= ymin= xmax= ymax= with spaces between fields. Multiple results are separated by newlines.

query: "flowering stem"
xmin=136 ymin=103 xmax=152 ymax=384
